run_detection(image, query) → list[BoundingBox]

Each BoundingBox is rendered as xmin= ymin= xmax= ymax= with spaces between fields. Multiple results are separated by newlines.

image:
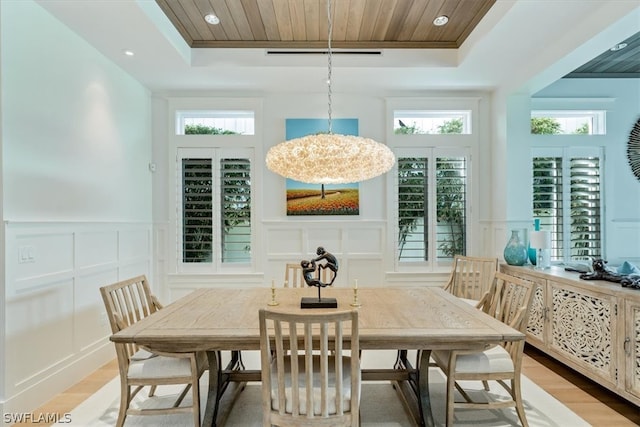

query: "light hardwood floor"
xmin=11 ymin=346 xmax=640 ymax=426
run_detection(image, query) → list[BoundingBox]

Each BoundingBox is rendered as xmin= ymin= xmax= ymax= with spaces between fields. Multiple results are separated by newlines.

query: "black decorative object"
xmin=300 ymin=246 xmax=338 ymax=308
xmin=628 ymin=117 xmax=640 ymax=182
xmin=579 ymin=258 xmax=624 ymax=283
xmin=621 ymin=276 xmax=640 ymax=289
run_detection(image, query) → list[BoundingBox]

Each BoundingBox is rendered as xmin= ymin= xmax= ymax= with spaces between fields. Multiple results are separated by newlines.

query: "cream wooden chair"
xmin=443 ymin=255 xmax=499 ymax=307
xmin=100 ymin=276 xmax=207 ymax=427
xmin=432 ymin=272 xmax=535 ymax=427
xmin=259 ymin=309 xmax=360 ymax=427
xmin=284 ymin=262 xmax=328 ymax=288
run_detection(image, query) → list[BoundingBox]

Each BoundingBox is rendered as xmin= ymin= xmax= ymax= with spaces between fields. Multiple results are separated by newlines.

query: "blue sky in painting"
xmin=285 ymin=118 xmax=359 ymax=139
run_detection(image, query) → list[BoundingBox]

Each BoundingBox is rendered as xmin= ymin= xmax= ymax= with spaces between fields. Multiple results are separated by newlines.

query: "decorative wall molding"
xmin=3 ymin=221 xmax=152 ymax=415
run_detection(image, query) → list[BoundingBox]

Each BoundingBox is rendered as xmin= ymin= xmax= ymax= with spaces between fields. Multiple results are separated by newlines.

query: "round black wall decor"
xmin=629 ymin=117 xmax=640 ymax=181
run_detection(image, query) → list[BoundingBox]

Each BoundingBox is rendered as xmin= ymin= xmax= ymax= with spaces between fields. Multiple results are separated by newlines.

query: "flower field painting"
xmin=285 ymin=118 xmax=360 ymax=216
xmin=286 ymin=180 xmax=359 ymax=215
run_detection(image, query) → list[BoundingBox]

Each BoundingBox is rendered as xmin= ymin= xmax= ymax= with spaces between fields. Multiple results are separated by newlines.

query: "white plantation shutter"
xmin=397 ymin=150 xmax=468 ymax=265
xmin=178 ymin=149 xmax=252 ymax=269
xmin=436 ymin=157 xmax=467 ymax=259
xmin=220 ymin=158 xmax=251 ymax=263
xmin=532 ymin=156 xmax=564 ymax=260
xmin=398 ymin=157 xmax=428 ymax=261
xmin=182 ymin=158 xmax=213 ymax=263
xmin=532 ymin=149 xmax=601 ymax=261
xmin=569 ymin=157 xmax=601 ymax=259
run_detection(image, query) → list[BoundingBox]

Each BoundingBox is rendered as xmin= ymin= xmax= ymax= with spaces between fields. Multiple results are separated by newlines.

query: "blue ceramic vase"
xmin=504 ymin=230 xmax=528 ymax=266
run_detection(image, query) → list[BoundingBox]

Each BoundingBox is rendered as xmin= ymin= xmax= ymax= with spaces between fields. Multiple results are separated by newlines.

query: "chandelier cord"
xmin=327 ymin=0 xmax=333 ymax=134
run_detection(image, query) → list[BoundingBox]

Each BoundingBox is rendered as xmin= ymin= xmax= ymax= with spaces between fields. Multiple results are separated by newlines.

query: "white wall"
xmin=533 ymin=78 xmax=640 ymax=264
xmin=152 ymin=91 xmax=495 ymax=299
xmin=1 ymin=0 xmax=153 ymax=419
xmin=503 ymin=78 xmax=640 ymax=263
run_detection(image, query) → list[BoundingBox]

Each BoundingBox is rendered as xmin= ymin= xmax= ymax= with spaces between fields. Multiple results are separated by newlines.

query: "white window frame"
xmin=531 ymin=110 xmax=606 ymax=135
xmin=386 ymin=97 xmax=480 ymax=273
xmin=175 ymin=110 xmax=255 ymax=135
xmin=176 ymin=147 xmax=254 ymax=273
xmin=393 ymin=147 xmax=471 ymax=270
xmin=531 ymin=146 xmax=604 ymax=262
xmin=168 ymin=98 xmax=262 ymax=275
xmin=393 ymin=110 xmax=472 ymax=134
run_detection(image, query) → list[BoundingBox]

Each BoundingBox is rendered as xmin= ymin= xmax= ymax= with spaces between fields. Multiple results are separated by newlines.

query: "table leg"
xmin=417 ymin=350 xmax=435 ymax=427
xmin=394 ymin=350 xmax=435 ymax=427
xmin=202 ymin=350 xmax=222 ymax=427
xmin=202 ymin=351 xmax=245 ymax=427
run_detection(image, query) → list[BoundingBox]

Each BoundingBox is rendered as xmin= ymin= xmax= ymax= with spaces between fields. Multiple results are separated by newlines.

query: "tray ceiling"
xmin=155 ymin=0 xmax=496 ymax=49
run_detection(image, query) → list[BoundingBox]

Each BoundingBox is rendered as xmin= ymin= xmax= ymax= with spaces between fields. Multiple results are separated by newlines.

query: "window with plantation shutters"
xmin=220 ymin=158 xmax=251 ymax=263
xmin=397 ymin=151 xmax=468 ymax=265
xmin=569 ymin=157 xmax=601 ymax=259
xmin=182 ymin=158 xmax=213 ymax=263
xmin=178 ymin=149 xmax=252 ymax=269
xmin=532 ymin=149 xmax=601 ymax=261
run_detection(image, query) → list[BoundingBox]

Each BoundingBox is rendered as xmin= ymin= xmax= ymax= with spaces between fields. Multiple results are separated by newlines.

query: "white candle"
xmin=354 ymin=279 xmax=358 ymax=289
xmin=271 ymin=279 xmax=275 ymax=289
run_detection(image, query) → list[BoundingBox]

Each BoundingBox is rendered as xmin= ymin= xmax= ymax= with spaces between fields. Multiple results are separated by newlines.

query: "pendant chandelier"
xmin=265 ymin=0 xmax=395 ymax=184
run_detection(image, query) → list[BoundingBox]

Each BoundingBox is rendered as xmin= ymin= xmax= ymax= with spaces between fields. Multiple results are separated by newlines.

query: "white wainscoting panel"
xmin=3 ymin=221 xmax=152 ymax=416
xmin=263 ymin=220 xmax=386 ymax=288
xmin=266 ymin=227 xmax=304 ymax=255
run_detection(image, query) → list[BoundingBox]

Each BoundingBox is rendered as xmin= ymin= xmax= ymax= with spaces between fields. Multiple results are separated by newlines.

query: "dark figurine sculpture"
xmin=301 ymin=260 xmax=324 ymax=288
xmin=300 ymin=246 xmax=339 ymax=308
xmin=579 ymin=258 xmax=624 ymax=283
xmin=312 ymin=246 xmax=338 ymax=286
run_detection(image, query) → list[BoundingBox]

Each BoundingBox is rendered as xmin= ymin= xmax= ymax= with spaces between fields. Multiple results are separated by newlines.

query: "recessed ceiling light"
xmin=123 ymin=50 xmax=135 ymax=56
xmin=433 ymin=15 xmax=449 ymax=26
xmin=610 ymin=43 xmax=628 ymax=51
xmin=204 ymin=14 xmax=220 ymax=25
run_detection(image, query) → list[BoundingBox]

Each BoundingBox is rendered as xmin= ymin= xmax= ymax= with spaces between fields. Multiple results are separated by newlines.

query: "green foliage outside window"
xmin=437 ymin=118 xmax=463 ymax=134
xmin=573 ymin=123 xmax=589 ymax=134
xmin=185 ymin=124 xmax=239 ymax=135
xmin=531 ymin=117 xmax=562 ymax=135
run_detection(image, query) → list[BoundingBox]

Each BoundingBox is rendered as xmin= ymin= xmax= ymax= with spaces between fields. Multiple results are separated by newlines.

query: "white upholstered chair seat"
xmin=270 ymin=355 xmax=355 ymax=415
xmin=459 ymin=297 xmax=480 ymax=306
xmin=128 ymin=351 xmax=195 ymax=380
xmin=432 ymin=345 xmax=514 ymax=375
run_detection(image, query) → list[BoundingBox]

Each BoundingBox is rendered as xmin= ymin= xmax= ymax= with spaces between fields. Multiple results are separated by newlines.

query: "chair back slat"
xmin=445 ymin=255 xmax=498 ymax=301
xmin=100 ymin=276 xmax=157 ymax=361
xmin=285 ymin=262 xmax=329 ymax=288
xmin=488 ymin=272 xmax=535 ymax=359
xmin=259 ymin=309 xmax=360 ymax=426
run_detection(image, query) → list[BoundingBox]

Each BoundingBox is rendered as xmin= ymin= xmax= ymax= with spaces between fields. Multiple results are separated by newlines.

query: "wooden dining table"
xmin=111 ymin=286 xmax=523 ymax=427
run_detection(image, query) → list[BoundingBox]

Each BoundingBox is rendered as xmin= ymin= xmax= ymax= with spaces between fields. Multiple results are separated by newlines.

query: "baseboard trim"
xmin=2 ymin=343 xmax=114 ymax=418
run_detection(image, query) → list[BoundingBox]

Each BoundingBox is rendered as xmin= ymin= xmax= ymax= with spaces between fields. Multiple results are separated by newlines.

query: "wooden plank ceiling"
xmin=156 ymin=0 xmax=496 ymax=49
xmin=565 ymin=31 xmax=640 ymax=78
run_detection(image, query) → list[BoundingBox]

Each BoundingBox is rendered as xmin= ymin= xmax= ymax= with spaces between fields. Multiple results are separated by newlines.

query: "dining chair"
xmin=284 ymin=262 xmax=328 ymax=288
xmin=443 ymin=255 xmax=499 ymax=307
xmin=100 ymin=275 xmax=207 ymax=427
xmin=432 ymin=271 xmax=535 ymax=427
xmin=259 ymin=308 xmax=360 ymax=427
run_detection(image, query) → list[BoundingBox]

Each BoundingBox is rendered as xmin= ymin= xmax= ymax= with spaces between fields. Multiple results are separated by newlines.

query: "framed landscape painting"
xmin=285 ymin=118 xmax=360 ymax=216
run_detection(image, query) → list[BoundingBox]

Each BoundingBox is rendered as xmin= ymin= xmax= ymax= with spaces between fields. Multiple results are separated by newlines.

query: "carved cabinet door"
xmin=624 ymin=299 xmax=640 ymax=399
xmin=549 ymin=280 xmax=618 ymax=387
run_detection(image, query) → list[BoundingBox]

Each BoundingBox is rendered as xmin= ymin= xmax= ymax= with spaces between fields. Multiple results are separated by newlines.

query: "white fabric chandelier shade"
xmin=266 ymin=133 xmax=395 ymax=184
xmin=265 ymin=0 xmax=395 ymax=184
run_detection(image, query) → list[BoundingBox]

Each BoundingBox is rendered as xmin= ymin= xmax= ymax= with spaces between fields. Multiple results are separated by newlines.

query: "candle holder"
xmin=268 ymin=286 xmax=279 ymax=306
xmin=268 ymin=280 xmax=279 ymax=306
xmin=350 ymin=286 xmax=361 ymax=308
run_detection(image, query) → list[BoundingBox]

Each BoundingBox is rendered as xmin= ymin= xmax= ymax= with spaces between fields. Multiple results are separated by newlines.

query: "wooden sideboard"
xmin=501 ymin=265 xmax=640 ymax=407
